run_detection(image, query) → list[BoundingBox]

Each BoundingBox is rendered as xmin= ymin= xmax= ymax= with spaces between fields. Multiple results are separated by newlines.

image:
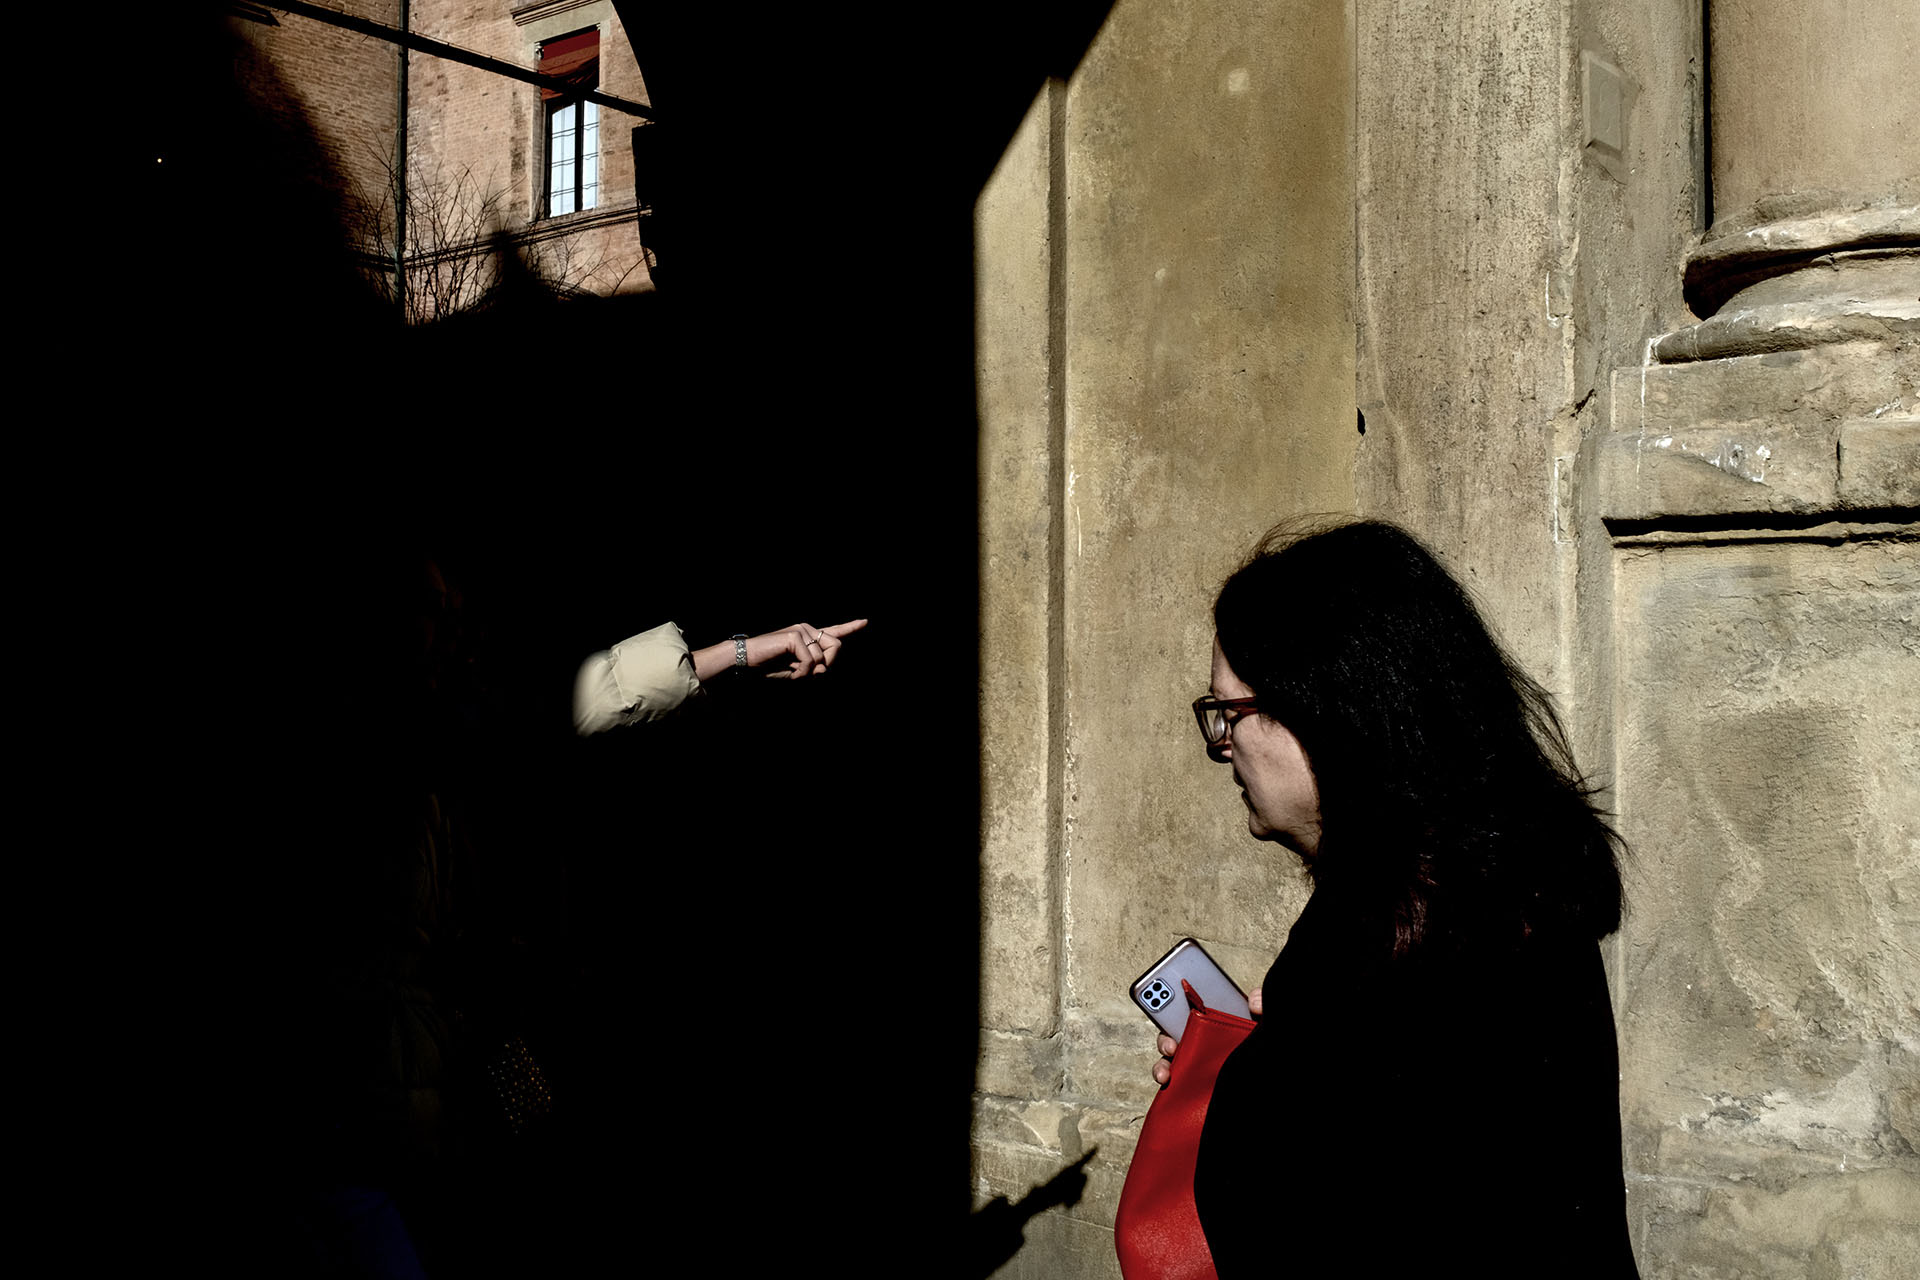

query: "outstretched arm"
xmin=575 ymin=618 xmax=869 ymax=736
xmin=690 ymin=618 xmax=869 ymax=682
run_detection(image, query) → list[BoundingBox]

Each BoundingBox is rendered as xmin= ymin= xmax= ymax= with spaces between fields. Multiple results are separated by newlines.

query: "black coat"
xmin=1194 ymin=889 xmax=1640 ymax=1276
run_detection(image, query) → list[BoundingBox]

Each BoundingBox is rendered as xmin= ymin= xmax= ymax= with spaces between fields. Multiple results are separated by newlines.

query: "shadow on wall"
xmin=107 ymin=2 xmax=1116 ymax=1276
xmin=970 ymin=1150 xmax=1099 ymax=1277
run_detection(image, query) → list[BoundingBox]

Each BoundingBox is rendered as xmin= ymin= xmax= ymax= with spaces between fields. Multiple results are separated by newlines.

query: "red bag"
xmin=1113 ymin=982 xmax=1256 ymax=1280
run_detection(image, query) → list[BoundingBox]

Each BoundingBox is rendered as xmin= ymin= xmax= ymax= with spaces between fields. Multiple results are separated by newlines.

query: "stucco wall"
xmin=975 ymin=0 xmax=1917 ymax=1275
xmin=1611 ymin=535 xmax=1919 ymax=1274
xmin=975 ymin=1 xmax=1357 ymax=1271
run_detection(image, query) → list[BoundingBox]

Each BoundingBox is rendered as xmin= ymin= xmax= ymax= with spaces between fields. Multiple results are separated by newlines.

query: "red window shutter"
xmin=538 ymin=29 xmax=599 ymax=101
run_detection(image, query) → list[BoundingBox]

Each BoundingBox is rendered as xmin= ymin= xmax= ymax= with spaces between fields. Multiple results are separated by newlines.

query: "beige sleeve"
xmin=572 ymin=621 xmax=702 ymax=736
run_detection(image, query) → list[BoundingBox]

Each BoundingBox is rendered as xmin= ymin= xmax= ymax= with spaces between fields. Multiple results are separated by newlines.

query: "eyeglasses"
xmin=1192 ymin=695 xmax=1260 ymax=758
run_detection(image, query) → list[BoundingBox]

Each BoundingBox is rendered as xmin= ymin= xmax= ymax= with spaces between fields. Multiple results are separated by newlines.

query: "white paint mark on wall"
xmin=1552 ymin=456 xmax=1571 ymax=543
xmin=1635 ymin=336 xmax=1657 ymax=484
xmin=1644 ymin=434 xmax=1772 ymax=483
xmin=1543 ymin=269 xmax=1573 ymax=331
xmin=1716 ymin=439 xmax=1769 ymax=483
xmin=1681 ymin=1062 xmax=1886 ymax=1161
xmin=1068 ymin=467 xmax=1082 ymax=558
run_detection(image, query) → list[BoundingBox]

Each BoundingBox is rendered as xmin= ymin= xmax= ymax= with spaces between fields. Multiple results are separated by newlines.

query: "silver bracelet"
xmin=732 ymin=634 xmax=749 ymax=670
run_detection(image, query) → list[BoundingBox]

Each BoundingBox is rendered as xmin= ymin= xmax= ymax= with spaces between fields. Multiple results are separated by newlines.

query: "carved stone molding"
xmin=1596 ymin=345 xmax=1918 ymax=527
xmin=1683 ymin=205 xmax=1920 ymax=319
xmin=1660 ymin=252 xmax=1920 ymax=363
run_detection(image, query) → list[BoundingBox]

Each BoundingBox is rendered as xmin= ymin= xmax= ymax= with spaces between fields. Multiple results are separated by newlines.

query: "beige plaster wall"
xmin=975 ymin=0 xmax=1918 ymax=1274
xmin=1353 ymin=0 xmax=1920 ymax=1262
xmin=1574 ymin=0 xmax=1920 ymax=1266
xmin=1352 ymin=0 xmax=1702 ymax=693
xmin=975 ymin=0 xmax=1356 ymax=1271
xmin=1354 ymin=0 xmax=1574 ymax=690
xmin=1612 ymin=536 xmax=1920 ymax=1275
xmin=1055 ymin=0 xmax=1357 ymax=1107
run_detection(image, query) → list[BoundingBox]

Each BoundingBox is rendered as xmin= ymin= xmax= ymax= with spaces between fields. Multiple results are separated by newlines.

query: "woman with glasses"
xmin=1162 ymin=519 xmax=1637 ymax=1277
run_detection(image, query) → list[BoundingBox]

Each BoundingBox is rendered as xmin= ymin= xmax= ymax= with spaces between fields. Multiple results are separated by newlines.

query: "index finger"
xmin=820 ymin=618 xmax=869 ymax=639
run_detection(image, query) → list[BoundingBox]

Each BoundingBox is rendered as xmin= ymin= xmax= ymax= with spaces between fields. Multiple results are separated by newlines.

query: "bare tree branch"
xmin=350 ymin=146 xmax=644 ymax=324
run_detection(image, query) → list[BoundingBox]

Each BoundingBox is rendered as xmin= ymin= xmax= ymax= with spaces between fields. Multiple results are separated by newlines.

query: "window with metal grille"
xmin=547 ymin=98 xmax=599 ymax=215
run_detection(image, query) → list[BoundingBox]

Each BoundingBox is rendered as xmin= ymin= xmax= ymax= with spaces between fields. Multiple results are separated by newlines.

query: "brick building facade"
xmin=230 ymin=0 xmax=653 ymax=320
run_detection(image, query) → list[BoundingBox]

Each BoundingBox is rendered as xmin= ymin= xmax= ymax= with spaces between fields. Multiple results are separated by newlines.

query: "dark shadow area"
xmin=101 ymin=3 xmax=1112 ymax=1274
xmin=1604 ymin=508 xmax=1920 ymax=542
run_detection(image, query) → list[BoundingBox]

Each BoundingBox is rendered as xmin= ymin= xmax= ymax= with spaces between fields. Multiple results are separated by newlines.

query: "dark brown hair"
xmin=1214 ymin=518 xmax=1625 ymax=954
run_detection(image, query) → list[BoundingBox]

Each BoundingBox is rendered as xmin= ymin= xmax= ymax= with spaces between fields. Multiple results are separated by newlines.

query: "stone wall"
xmin=974 ymin=0 xmax=1356 ymax=1271
xmin=1583 ymin=0 xmax=1919 ymax=1267
xmin=974 ymin=0 xmax=1918 ymax=1274
xmin=1610 ymin=534 xmax=1918 ymax=1275
xmin=228 ymin=0 xmax=651 ymax=311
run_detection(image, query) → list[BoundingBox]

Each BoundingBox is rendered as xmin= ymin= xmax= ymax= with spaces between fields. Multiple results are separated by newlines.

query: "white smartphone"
xmin=1129 ymin=938 xmax=1250 ymax=1043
